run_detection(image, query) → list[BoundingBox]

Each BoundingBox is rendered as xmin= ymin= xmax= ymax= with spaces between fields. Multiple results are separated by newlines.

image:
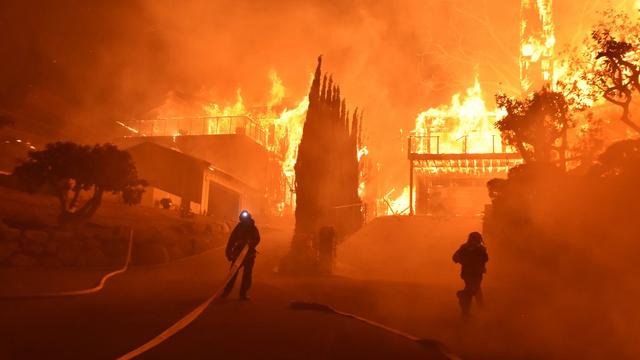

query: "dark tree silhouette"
xmin=588 ymin=139 xmax=640 ymax=179
xmin=294 ymin=57 xmax=363 ymax=238
xmin=496 ymin=88 xmax=572 ymax=169
xmin=14 ymin=142 xmax=146 ymax=223
xmin=591 ymin=31 xmax=640 ymax=133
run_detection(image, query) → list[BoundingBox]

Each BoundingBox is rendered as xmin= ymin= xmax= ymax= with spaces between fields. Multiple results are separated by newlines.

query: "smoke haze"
xmin=0 ymin=0 xmax=637 ymax=176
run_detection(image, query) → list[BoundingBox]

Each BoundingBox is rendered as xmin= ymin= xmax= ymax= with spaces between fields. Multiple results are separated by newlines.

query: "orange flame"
xmin=383 ymin=187 xmax=413 ymax=216
xmin=520 ymin=0 xmax=555 ymax=93
xmin=413 ymin=76 xmax=504 ymax=154
xmin=274 ymin=96 xmax=309 ymax=179
xmin=383 ymin=75 xmax=511 ymax=216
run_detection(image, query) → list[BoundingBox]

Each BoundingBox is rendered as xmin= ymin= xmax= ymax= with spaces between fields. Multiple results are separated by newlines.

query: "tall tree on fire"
xmin=294 ymin=57 xmax=363 ymax=237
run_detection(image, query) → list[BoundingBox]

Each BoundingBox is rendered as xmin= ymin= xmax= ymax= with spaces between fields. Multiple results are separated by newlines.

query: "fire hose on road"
xmin=3 ymin=233 xmax=458 ymax=359
xmin=116 ymin=245 xmax=249 ymax=360
xmin=0 ymin=228 xmax=134 ymax=300
xmin=290 ymin=301 xmax=460 ymax=360
xmin=117 ymin=242 xmax=458 ymax=360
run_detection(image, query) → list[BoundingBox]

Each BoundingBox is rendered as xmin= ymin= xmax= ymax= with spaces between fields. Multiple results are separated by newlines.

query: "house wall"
xmin=128 ymin=142 xmax=207 ymax=204
xmin=123 ymin=140 xmax=271 ymax=219
xmin=121 ymin=135 xmax=280 ymax=215
xmin=201 ymin=168 xmax=264 ymax=219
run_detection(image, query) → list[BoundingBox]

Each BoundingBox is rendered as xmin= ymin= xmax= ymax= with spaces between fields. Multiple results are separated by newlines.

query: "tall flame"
xmin=413 ymin=76 xmax=503 ymax=154
xmin=274 ymin=97 xmax=309 ymax=179
xmin=382 ymin=0 xmax=554 ymax=217
xmin=520 ymin=0 xmax=555 ymax=93
xmin=203 ymin=89 xmax=245 ymax=117
xmin=124 ymin=71 xmax=312 ymax=213
xmin=383 ymin=76 xmax=506 ymax=216
xmin=204 ymin=90 xmax=247 ymax=134
xmin=268 ymin=70 xmax=286 ymax=111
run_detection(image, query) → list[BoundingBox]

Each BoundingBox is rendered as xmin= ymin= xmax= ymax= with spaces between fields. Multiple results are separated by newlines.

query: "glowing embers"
xmin=381 ymin=186 xmax=413 ymax=216
xmin=414 ymin=158 xmax=522 ymax=176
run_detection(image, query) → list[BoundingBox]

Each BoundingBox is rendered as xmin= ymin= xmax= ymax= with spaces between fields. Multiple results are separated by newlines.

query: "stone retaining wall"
xmin=0 ymin=221 xmax=229 ymax=268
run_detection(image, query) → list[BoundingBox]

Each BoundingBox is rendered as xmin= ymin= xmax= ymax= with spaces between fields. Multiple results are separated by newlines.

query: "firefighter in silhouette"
xmin=221 ymin=210 xmax=260 ymax=300
xmin=453 ymin=231 xmax=488 ymax=316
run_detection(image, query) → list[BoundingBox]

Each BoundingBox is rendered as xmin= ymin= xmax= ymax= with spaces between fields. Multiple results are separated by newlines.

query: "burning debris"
xmin=384 ymin=76 xmax=519 ymax=216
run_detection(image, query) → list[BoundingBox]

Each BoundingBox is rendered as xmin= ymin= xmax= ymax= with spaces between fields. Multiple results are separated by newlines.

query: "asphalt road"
xmin=0 ymin=227 xmax=451 ymax=360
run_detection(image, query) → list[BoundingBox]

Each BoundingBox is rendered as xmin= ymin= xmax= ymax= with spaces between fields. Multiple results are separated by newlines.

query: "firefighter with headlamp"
xmin=221 ymin=210 xmax=261 ymax=300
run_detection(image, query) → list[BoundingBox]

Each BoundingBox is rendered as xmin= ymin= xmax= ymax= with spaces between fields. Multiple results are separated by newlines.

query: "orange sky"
xmin=0 ymin=0 xmax=637 ymax=176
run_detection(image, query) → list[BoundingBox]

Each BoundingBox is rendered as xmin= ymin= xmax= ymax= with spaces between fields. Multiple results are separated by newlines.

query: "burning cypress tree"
xmin=294 ymin=57 xmax=363 ymax=238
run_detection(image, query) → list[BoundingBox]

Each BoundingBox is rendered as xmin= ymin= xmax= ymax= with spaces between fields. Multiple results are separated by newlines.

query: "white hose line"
xmin=290 ymin=301 xmax=461 ymax=360
xmin=117 ymin=245 xmax=249 ymax=360
xmin=0 ymin=228 xmax=134 ymax=300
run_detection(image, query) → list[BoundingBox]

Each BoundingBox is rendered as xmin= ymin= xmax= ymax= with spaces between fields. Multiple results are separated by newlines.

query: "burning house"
xmin=115 ymin=74 xmax=310 ymax=219
xmin=385 ymin=0 xmax=557 ymax=217
xmin=114 ymin=69 xmax=375 ymax=222
xmin=119 ymin=115 xmax=287 ymax=219
xmin=390 ymin=77 xmax=523 ymax=216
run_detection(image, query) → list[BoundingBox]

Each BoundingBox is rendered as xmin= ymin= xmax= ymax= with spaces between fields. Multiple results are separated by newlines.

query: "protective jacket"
xmin=453 ymin=242 xmax=488 ymax=279
xmin=226 ymin=218 xmax=260 ymax=262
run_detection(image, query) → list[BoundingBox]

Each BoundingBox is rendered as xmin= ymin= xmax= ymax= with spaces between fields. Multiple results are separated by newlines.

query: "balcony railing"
xmin=408 ymin=134 xmax=505 ymax=155
xmin=120 ymin=115 xmax=269 ymax=148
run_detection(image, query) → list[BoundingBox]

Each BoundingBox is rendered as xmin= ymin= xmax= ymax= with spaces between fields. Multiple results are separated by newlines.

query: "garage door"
xmin=208 ymin=182 xmax=240 ymax=221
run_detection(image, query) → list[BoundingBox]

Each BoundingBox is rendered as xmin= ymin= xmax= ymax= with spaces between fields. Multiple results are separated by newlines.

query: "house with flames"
xmin=118 ymin=115 xmax=289 ymax=220
xmin=406 ymin=135 xmax=521 ymax=216
xmin=391 ymin=78 xmax=523 ymax=216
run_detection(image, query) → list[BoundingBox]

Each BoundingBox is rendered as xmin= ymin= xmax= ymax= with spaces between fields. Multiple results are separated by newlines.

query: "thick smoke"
xmin=0 ymin=0 xmax=635 ymax=179
xmin=0 ymin=1 xmax=515 ymax=156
